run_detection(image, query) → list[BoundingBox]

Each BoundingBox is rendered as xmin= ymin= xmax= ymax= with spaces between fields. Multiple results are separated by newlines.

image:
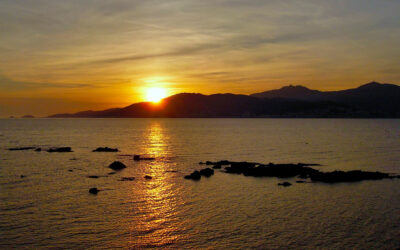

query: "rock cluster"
xmin=184 ymin=168 xmax=214 ymax=180
xmin=185 ymin=160 xmax=399 ymax=184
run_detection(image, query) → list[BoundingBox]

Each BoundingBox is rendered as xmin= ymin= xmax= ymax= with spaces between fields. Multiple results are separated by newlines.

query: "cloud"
xmin=88 ymin=43 xmax=219 ymax=64
xmin=0 ymin=75 xmax=95 ymax=91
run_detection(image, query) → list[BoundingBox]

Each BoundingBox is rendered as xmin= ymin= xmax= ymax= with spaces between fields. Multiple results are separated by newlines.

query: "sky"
xmin=0 ymin=0 xmax=399 ymax=117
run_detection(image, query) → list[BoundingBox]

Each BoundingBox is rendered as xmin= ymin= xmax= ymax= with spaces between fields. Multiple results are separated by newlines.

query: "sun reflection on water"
xmin=129 ymin=121 xmax=186 ymax=248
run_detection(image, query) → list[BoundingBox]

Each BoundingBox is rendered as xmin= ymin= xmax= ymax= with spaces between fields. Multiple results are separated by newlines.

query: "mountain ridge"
xmin=49 ymin=82 xmax=400 ymax=118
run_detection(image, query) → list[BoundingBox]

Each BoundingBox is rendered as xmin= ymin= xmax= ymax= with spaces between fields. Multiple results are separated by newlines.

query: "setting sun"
xmin=146 ymin=87 xmax=167 ymax=103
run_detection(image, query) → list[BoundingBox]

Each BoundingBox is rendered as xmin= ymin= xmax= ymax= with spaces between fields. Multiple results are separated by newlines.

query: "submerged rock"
xmin=144 ymin=175 xmax=152 ymax=180
xmin=133 ymin=155 xmax=155 ymax=161
xmin=184 ymin=170 xmax=201 ymax=181
xmin=200 ymin=168 xmax=214 ymax=177
xmin=47 ymin=147 xmax=72 ymax=153
xmin=8 ymin=147 xmax=35 ymax=151
xmin=108 ymin=161 xmax=127 ymax=171
xmin=278 ymin=182 xmax=292 ymax=187
xmin=120 ymin=177 xmax=135 ymax=181
xmin=93 ymin=147 xmax=118 ymax=152
xmin=108 ymin=171 xmax=117 ymax=175
xmin=34 ymin=148 xmax=41 ymax=152
xmin=89 ymin=188 xmax=99 ymax=194
xmin=87 ymin=175 xmax=99 ymax=179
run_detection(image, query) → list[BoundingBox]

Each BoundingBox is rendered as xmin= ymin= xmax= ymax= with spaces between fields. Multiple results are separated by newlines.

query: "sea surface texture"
xmin=0 ymin=118 xmax=399 ymax=249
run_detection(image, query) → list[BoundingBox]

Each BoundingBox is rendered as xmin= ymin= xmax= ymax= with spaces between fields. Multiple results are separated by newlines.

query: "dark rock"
xmin=70 ymin=158 xmax=78 ymax=161
xmin=20 ymin=175 xmax=26 ymax=178
xmin=205 ymin=161 xmax=213 ymax=165
xmin=89 ymin=188 xmax=99 ymax=194
xmin=225 ymin=162 xmax=257 ymax=174
xmin=133 ymin=155 xmax=155 ymax=161
xmin=296 ymin=180 xmax=306 ymax=183
xmin=200 ymin=168 xmax=214 ymax=177
xmin=184 ymin=170 xmax=201 ymax=180
xmin=298 ymin=173 xmax=308 ymax=179
xmin=108 ymin=161 xmax=127 ymax=171
xmin=278 ymin=182 xmax=292 ymax=187
xmin=120 ymin=177 xmax=135 ymax=181
xmin=216 ymin=160 xmax=232 ymax=165
xmin=144 ymin=175 xmax=152 ymax=179
xmin=226 ymin=162 xmax=319 ymax=178
xmin=8 ymin=147 xmax=35 ymax=151
xmin=108 ymin=171 xmax=116 ymax=175
xmin=212 ymin=164 xmax=222 ymax=169
xmin=297 ymin=163 xmax=321 ymax=167
xmin=35 ymin=148 xmax=41 ymax=152
xmin=309 ymin=170 xmax=390 ymax=183
xmin=211 ymin=159 xmax=397 ymax=184
xmin=199 ymin=162 xmax=205 ymax=165
xmin=93 ymin=147 xmax=118 ymax=152
xmin=87 ymin=175 xmax=99 ymax=179
xmin=68 ymin=169 xmax=73 ymax=172
xmin=47 ymin=147 xmax=72 ymax=153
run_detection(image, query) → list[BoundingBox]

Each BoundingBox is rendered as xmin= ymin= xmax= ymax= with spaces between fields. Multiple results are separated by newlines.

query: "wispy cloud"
xmin=0 ymin=75 xmax=95 ymax=91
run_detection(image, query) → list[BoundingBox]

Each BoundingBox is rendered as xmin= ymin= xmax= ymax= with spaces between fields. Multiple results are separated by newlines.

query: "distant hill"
xmin=49 ymin=82 xmax=400 ymax=118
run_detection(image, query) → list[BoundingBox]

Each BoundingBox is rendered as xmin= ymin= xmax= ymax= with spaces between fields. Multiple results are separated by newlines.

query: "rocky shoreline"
xmin=185 ymin=160 xmax=400 ymax=184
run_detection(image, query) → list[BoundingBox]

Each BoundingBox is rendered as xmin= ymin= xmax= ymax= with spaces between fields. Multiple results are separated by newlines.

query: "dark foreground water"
xmin=0 ymin=118 xmax=399 ymax=249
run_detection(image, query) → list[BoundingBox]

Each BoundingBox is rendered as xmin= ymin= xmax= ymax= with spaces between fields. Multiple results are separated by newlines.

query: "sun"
xmin=146 ymin=87 xmax=167 ymax=103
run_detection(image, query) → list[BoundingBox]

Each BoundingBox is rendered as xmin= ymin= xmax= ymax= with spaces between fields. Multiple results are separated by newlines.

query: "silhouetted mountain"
xmin=251 ymin=85 xmax=322 ymax=100
xmin=49 ymin=82 xmax=400 ymax=118
xmin=251 ymin=81 xmax=400 ymax=116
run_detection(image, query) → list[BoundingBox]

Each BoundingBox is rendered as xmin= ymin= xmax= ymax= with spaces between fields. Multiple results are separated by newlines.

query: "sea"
xmin=0 ymin=118 xmax=399 ymax=249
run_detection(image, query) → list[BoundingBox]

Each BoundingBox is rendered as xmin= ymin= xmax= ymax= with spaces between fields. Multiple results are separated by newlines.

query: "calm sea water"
xmin=0 ymin=118 xmax=399 ymax=249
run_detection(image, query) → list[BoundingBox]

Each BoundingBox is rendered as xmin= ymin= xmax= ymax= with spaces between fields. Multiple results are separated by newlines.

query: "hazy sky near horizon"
xmin=1 ymin=0 xmax=400 ymax=116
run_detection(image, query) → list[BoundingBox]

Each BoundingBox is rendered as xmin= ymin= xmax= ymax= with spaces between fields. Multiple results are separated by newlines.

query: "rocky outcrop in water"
xmin=108 ymin=161 xmax=127 ymax=171
xmin=93 ymin=147 xmax=119 ymax=152
xmin=47 ymin=147 xmax=72 ymax=152
xmin=278 ymin=182 xmax=292 ymax=187
xmin=8 ymin=147 xmax=36 ymax=151
xmin=184 ymin=170 xmax=201 ymax=180
xmin=186 ymin=160 xmax=399 ymax=183
xmin=200 ymin=168 xmax=214 ymax=177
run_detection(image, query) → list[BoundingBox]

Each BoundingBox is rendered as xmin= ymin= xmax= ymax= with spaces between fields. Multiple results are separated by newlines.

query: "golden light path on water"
xmin=128 ymin=121 xmax=187 ymax=247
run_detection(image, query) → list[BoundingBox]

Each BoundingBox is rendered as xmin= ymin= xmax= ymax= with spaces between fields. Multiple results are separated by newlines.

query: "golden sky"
xmin=0 ymin=0 xmax=399 ymax=117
